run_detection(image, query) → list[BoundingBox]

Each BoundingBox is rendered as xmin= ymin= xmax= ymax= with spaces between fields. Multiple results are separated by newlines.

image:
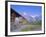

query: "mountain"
xmin=35 ymin=15 xmax=42 ymax=21
xmin=27 ymin=16 xmax=34 ymax=23
xmin=26 ymin=15 xmax=42 ymax=23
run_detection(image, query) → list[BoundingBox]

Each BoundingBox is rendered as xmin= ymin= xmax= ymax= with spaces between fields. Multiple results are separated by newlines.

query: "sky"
xmin=11 ymin=5 xmax=42 ymax=17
